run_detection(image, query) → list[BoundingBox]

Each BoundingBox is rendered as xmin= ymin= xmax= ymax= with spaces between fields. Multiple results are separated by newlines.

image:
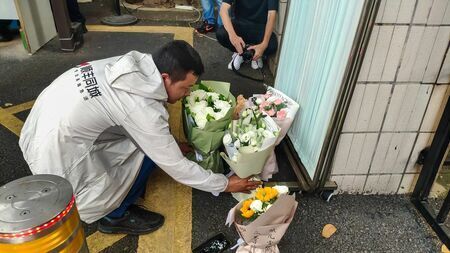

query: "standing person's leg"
xmin=98 ymin=156 xmax=164 ymax=235
xmin=215 ymin=0 xmax=223 ymax=27
xmin=196 ymin=0 xmax=216 ymax=34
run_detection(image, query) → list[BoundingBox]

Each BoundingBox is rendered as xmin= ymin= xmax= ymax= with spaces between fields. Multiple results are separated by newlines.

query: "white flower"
xmin=194 ymin=113 xmax=207 ymax=129
xmin=239 ymin=133 xmax=251 ymax=143
xmin=190 ymin=101 xmax=208 ymax=114
xmin=264 ymin=204 xmax=273 ymax=212
xmin=186 ymin=95 xmax=197 ymax=106
xmin=255 ymin=97 xmax=263 ymax=105
xmin=190 ymin=89 xmax=207 ymax=101
xmin=207 ymin=92 xmax=219 ymax=101
xmin=273 ymin=185 xmax=289 ymax=195
xmin=234 ymin=139 xmax=241 ymax=148
xmin=204 ymin=107 xmax=216 ymax=121
xmin=223 ymin=133 xmax=232 ymax=145
xmin=241 ymin=110 xmax=248 ymax=117
xmin=250 ymin=138 xmax=258 ymax=147
xmin=214 ymin=111 xmax=226 ymax=120
xmin=247 ymin=130 xmax=257 ymax=138
xmin=214 ymin=100 xmax=231 ymax=114
xmin=250 ymin=200 xmax=263 ymax=212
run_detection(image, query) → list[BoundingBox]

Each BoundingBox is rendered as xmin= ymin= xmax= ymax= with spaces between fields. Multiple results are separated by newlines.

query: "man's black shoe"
xmin=195 ymin=21 xmax=216 ymax=34
xmin=98 ymin=205 xmax=164 ymax=235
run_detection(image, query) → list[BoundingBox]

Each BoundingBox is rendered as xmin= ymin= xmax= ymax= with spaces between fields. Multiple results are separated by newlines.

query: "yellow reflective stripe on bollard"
xmin=0 ymin=208 xmax=86 ymax=253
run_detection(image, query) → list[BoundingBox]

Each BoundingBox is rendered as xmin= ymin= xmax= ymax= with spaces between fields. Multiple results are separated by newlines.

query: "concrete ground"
xmin=0 ymin=2 xmax=444 ymax=252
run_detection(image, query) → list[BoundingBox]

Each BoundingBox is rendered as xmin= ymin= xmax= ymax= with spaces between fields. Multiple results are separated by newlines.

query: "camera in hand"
xmin=241 ymin=44 xmax=255 ymax=61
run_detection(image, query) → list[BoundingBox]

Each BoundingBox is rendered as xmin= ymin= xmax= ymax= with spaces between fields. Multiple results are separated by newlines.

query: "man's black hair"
xmin=153 ymin=40 xmax=204 ymax=82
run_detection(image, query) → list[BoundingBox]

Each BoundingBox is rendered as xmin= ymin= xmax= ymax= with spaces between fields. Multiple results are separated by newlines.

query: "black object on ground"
xmin=192 ymin=233 xmax=231 ymax=253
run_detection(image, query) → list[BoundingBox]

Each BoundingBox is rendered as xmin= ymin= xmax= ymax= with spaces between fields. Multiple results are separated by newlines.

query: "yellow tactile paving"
xmin=0 ymin=25 xmax=195 ymax=252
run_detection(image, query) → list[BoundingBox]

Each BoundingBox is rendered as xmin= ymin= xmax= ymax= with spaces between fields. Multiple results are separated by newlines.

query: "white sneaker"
xmin=228 ymin=53 xmax=244 ymax=70
xmin=251 ymin=58 xmax=263 ymax=69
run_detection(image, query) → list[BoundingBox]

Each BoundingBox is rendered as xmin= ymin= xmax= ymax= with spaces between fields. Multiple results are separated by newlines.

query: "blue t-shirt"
xmin=223 ymin=0 xmax=279 ymax=25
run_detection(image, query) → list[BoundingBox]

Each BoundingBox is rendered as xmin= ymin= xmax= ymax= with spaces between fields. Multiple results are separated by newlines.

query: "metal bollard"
xmin=0 ymin=174 xmax=88 ymax=252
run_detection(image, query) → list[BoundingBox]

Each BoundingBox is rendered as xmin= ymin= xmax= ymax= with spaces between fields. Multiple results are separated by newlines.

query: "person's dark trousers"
xmin=106 ymin=156 xmax=157 ymax=218
xmin=66 ymin=0 xmax=87 ymax=32
xmin=0 ymin=20 xmax=13 ymax=42
xmin=216 ymin=20 xmax=278 ymax=56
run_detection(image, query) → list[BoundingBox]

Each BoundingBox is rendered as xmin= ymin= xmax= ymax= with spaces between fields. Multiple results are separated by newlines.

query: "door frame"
xmin=411 ymin=98 xmax=450 ymax=247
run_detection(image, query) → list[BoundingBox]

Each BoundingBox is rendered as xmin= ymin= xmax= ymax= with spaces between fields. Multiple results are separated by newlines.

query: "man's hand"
xmin=248 ymin=43 xmax=268 ymax=61
xmin=224 ymin=175 xmax=262 ymax=193
xmin=230 ymin=34 xmax=246 ymax=54
xmin=178 ymin=142 xmax=193 ymax=156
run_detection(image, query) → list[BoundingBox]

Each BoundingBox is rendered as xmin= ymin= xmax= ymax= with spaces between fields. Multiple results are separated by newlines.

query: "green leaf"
xmin=198 ymin=82 xmax=212 ymax=92
xmin=206 ymin=114 xmax=215 ymax=121
xmin=276 ymin=103 xmax=288 ymax=111
xmin=207 ymin=95 xmax=214 ymax=107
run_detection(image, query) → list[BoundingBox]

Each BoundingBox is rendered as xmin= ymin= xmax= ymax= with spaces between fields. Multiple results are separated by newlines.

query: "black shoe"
xmin=98 ymin=205 xmax=164 ymax=235
xmin=195 ymin=21 xmax=216 ymax=34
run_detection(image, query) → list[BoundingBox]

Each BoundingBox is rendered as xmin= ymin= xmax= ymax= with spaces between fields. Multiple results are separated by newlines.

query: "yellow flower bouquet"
xmin=226 ymin=186 xmax=297 ymax=253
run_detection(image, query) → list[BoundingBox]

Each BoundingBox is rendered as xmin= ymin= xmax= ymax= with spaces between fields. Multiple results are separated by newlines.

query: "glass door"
xmin=275 ymin=0 xmax=365 ymax=179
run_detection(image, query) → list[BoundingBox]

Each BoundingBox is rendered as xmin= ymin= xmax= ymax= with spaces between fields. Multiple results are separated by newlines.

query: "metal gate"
xmin=412 ymin=98 xmax=450 ymax=247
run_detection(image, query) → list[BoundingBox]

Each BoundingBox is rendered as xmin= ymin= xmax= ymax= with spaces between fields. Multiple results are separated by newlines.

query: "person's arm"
xmin=121 ymin=101 xmax=260 ymax=193
xmin=248 ymin=10 xmax=277 ymax=60
xmin=220 ymin=2 xmax=245 ymax=54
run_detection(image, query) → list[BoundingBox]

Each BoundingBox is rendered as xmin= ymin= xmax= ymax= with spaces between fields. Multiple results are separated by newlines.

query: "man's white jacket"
xmin=19 ymin=51 xmax=228 ymax=223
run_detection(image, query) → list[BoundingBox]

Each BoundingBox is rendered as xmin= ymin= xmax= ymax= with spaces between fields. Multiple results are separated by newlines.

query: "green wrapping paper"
xmin=183 ymin=80 xmax=236 ymax=173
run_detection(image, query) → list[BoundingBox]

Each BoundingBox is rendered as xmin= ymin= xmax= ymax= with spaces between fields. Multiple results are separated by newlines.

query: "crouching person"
xmin=19 ymin=40 xmax=260 ymax=235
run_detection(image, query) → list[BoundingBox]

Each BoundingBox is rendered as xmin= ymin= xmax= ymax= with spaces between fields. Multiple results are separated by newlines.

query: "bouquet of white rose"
xmin=183 ymin=81 xmax=236 ymax=173
xmin=226 ymin=186 xmax=297 ymax=253
xmin=249 ymin=87 xmax=299 ymax=180
xmin=220 ymin=107 xmax=280 ymax=178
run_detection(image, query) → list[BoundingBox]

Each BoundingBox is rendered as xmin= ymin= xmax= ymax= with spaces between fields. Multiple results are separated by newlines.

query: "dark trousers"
xmin=0 ymin=20 xmax=12 ymax=34
xmin=107 ymin=156 xmax=157 ymax=218
xmin=216 ymin=20 xmax=278 ymax=57
xmin=66 ymin=0 xmax=86 ymax=24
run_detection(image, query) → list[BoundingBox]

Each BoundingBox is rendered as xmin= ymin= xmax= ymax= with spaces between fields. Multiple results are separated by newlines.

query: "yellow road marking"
xmin=86 ymin=232 xmax=126 ymax=253
xmin=0 ymin=101 xmax=34 ymax=136
xmin=0 ymin=25 xmax=194 ymax=252
xmin=136 ymin=170 xmax=192 ymax=253
xmin=3 ymin=100 xmax=34 ymax=114
xmin=86 ymin=25 xmax=194 ymax=45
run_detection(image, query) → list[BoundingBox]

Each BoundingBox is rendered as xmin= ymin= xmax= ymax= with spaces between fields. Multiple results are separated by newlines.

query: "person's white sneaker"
xmin=228 ymin=53 xmax=244 ymax=70
xmin=251 ymin=58 xmax=263 ymax=69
